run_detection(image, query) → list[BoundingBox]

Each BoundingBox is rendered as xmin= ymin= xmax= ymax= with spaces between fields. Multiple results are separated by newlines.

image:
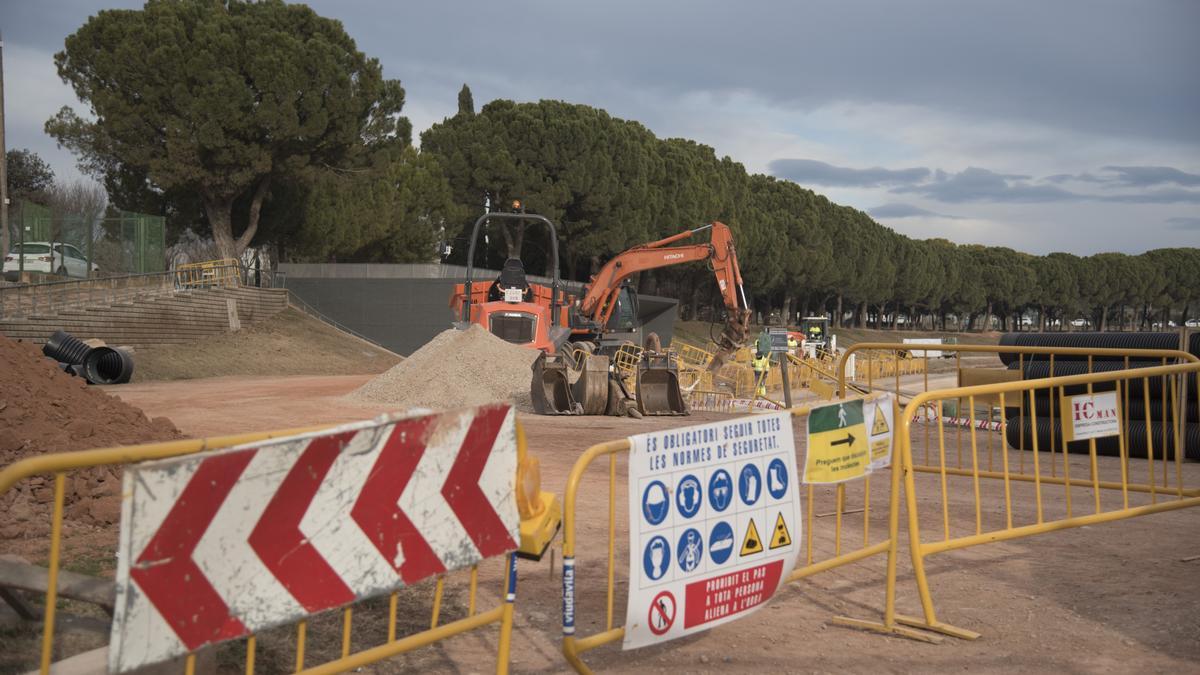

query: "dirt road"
xmin=73 ymin=376 xmax=1200 ymax=672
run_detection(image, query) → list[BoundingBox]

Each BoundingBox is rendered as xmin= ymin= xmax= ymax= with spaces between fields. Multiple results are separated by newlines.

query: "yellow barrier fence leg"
xmin=892 ymin=415 xmax=981 ymax=641
xmin=495 ymin=554 xmax=518 ymax=675
xmin=828 ymin=434 xmax=942 ymax=643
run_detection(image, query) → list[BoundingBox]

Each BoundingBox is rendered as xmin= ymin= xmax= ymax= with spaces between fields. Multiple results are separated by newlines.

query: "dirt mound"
xmin=346 ymin=325 xmax=537 ymax=411
xmin=0 ymin=334 xmax=181 ymax=539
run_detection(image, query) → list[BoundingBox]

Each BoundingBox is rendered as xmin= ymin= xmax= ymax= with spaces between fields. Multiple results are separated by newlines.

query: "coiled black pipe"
xmin=1004 ymin=360 xmax=1196 ymax=400
xmin=1005 ymin=416 xmax=1200 ymax=460
xmin=1020 ymin=391 xmax=1200 ymax=423
xmin=82 ymin=347 xmax=135 ymax=385
xmin=997 ymin=332 xmax=1191 ymax=365
xmin=43 ymin=330 xmax=93 ymax=365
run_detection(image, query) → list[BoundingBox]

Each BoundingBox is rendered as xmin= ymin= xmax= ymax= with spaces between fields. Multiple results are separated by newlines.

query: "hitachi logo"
xmin=662 ymin=253 xmax=685 ymax=260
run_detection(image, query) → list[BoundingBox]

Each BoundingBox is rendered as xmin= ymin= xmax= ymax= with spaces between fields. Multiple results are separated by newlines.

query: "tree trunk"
xmin=856 ymin=302 xmax=867 ymax=328
xmin=205 ymin=195 xmax=237 ymax=260
xmin=781 ymin=293 xmax=794 ymax=327
xmin=1039 ymin=305 xmax=1046 ymax=332
xmin=835 ymin=294 xmax=844 ymax=328
xmin=689 ymin=283 xmax=704 ymax=322
xmin=1100 ymin=306 xmax=1108 ymax=331
xmin=204 ymin=177 xmax=270 ymax=261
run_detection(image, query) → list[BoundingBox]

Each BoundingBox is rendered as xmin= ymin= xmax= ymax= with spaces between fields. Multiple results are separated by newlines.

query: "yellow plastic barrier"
xmin=0 ymin=421 xmax=527 ymax=675
xmin=885 ymin=359 xmax=1200 ymax=639
xmin=560 ymin=393 xmax=928 ymax=673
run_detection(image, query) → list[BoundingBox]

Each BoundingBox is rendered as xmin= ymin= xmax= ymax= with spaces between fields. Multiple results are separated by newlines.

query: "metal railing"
xmin=890 ymin=360 xmax=1200 ymax=639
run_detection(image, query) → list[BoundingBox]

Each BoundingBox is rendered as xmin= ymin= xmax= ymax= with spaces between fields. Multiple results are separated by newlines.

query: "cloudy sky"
xmin=2 ymin=0 xmax=1198 ymax=255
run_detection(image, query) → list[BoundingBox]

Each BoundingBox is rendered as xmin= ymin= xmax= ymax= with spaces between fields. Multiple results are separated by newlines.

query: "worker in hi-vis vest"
xmin=752 ymin=350 xmax=770 ymax=397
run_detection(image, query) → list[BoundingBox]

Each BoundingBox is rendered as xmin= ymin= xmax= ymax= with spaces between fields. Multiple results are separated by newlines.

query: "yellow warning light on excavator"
xmin=512 ymin=199 xmax=522 ymax=211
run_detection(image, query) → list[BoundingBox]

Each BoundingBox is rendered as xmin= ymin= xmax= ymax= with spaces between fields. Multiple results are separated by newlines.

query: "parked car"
xmin=3 ymin=242 xmax=100 ymax=280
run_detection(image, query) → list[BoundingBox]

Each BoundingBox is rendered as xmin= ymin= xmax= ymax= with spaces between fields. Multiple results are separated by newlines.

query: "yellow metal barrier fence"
xmin=0 ymin=423 xmax=522 ymax=674
xmin=560 ymin=393 xmax=932 ymax=674
xmin=886 ymin=359 xmax=1200 ymax=639
xmin=175 ymin=258 xmax=241 ymax=288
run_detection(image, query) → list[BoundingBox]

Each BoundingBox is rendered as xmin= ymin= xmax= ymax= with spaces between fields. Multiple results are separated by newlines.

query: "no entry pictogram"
xmin=648 ymin=590 xmax=676 ymax=635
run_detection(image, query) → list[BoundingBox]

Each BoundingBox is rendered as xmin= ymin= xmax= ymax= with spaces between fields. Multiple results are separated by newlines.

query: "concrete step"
xmin=0 ymin=286 xmax=287 ymax=347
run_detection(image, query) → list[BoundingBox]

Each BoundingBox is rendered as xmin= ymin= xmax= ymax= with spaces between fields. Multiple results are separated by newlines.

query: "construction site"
xmin=1 ymin=211 xmax=1198 ymax=674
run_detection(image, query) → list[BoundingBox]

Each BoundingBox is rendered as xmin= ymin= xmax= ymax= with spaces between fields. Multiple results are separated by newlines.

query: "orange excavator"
xmin=449 ymin=211 xmax=751 ymax=416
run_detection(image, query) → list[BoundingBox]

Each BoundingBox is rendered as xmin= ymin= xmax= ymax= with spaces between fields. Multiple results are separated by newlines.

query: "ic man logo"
xmin=1073 ymin=400 xmax=1117 ymax=421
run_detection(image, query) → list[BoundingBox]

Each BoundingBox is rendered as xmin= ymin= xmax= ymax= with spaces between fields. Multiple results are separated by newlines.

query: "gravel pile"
xmin=345 ymin=325 xmax=538 ymax=411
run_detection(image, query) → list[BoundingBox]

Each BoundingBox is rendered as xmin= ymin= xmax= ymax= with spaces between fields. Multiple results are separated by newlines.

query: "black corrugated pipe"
xmin=42 ymin=330 xmax=93 ymax=365
xmin=82 ymin=347 xmax=135 ymax=385
xmin=1005 ymin=416 xmax=1200 ymax=461
xmin=997 ymin=332 xmax=1189 ymax=365
xmin=1020 ymin=391 xmax=1200 ymax=423
xmin=1006 ymin=360 xmax=1196 ymax=401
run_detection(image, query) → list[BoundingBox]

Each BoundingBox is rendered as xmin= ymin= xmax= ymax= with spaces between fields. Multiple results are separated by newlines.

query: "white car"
xmin=3 ymin=242 xmax=100 ymax=279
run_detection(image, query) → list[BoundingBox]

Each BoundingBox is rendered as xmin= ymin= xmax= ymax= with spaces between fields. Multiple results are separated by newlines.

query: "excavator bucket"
xmin=572 ymin=353 xmax=611 ymax=415
xmin=530 ymin=352 xmax=581 ymax=415
xmin=636 ymin=353 xmax=689 ymax=416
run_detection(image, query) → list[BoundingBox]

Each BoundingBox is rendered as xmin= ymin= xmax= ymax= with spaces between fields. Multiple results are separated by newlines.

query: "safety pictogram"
xmin=708 ymin=469 xmax=733 ymax=512
xmin=677 ymin=528 xmax=703 ymax=573
xmin=110 ymin=404 xmax=520 ymax=674
xmin=708 ymin=521 xmax=734 ymax=565
xmin=766 ymin=457 xmax=788 ymax=500
xmin=739 ymin=463 xmax=762 ymax=506
xmin=871 ymin=403 xmax=890 ymax=435
xmin=769 ymin=512 xmax=792 ymax=549
xmin=740 ymin=517 xmax=763 ymax=556
xmin=643 ymin=535 xmax=671 ymax=581
xmin=648 ymin=590 xmax=676 ymax=635
xmin=642 ymin=480 xmax=670 ymax=525
xmin=676 ymin=474 xmax=702 ymax=519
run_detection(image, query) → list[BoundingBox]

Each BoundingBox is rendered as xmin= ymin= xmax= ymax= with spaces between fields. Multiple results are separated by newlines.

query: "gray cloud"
xmin=892 ymin=167 xmax=1079 ymax=203
xmin=1101 ymin=166 xmax=1200 ymax=187
xmin=769 ymin=159 xmax=929 ymax=188
xmin=5 ymin=1 xmax=1198 ymax=146
xmin=1166 ymin=217 xmax=1200 ymax=230
xmin=867 ymin=203 xmax=963 ymax=220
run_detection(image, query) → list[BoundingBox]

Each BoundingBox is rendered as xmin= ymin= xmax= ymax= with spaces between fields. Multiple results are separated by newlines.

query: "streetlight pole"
xmin=0 ymin=30 xmax=10 ymax=262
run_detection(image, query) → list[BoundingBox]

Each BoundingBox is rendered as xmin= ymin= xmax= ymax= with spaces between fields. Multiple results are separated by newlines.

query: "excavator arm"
xmin=579 ymin=221 xmax=752 ymax=355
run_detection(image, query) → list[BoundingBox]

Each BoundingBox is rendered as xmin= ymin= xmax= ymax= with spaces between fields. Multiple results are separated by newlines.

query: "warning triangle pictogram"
xmin=871 ymin=404 xmax=890 ymax=436
xmin=769 ymin=512 xmax=792 ymax=549
xmin=740 ymin=518 xmax=763 ymax=556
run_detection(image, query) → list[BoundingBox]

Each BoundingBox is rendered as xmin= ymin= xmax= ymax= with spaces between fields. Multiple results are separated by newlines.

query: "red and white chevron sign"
xmin=108 ymin=403 xmax=520 ymax=673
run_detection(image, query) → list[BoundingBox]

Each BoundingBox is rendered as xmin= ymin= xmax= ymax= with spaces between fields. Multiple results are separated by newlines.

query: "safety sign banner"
xmin=865 ymin=394 xmax=895 ymax=470
xmin=109 ymin=404 xmax=519 ymax=673
xmin=804 ymin=399 xmax=870 ymax=483
xmin=624 ymin=412 xmax=801 ymax=650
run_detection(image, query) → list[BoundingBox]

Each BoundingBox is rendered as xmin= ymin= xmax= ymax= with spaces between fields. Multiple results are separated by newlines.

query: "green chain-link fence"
xmin=4 ymin=200 xmax=165 ymax=279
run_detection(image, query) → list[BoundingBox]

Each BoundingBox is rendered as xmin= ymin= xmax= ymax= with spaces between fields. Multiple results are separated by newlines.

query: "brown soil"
xmin=0 ymin=334 xmax=181 ymax=542
xmin=132 ymin=306 xmax=400 ymax=381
